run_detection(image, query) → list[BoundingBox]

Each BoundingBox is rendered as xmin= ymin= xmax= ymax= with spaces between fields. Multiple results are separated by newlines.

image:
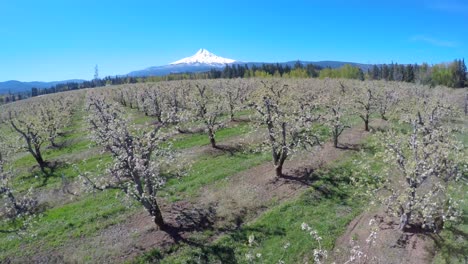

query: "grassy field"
xmin=0 ymin=81 xmax=466 ymax=263
xmin=0 ymin=98 xmax=274 ymax=260
xmin=137 ymin=151 xmax=376 ymax=263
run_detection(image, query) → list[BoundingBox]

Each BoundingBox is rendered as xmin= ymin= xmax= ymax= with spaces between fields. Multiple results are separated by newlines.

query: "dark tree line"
xmin=367 ymin=59 xmax=467 ymax=88
xmin=0 ymin=93 xmax=27 ymax=104
xmin=208 ymin=62 xmax=321 ymax=79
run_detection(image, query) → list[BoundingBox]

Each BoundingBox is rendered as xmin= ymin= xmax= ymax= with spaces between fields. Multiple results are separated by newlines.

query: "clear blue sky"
xmin=0 ymin=0 xmax=466 ymax=82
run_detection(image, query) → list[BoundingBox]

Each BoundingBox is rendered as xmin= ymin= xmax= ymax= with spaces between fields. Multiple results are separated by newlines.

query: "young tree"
xmin=373 ymin=84 xmax=399 ymax=121
xmin=322 ymin=93 xmax=350 ymax=148
xmin=0 ymin=137 xmax=38 ymax=235
xmin=381 ymin=97 xmax=464 ymax=231
xmin=5 ymin=96 xmax=74 ymax=175
xmin=143 ymin=85 xmax=165 ymax=122
xmin=221 ymin=80 xmax=249 ymax=121
xmin=83 ymin=95 xmax=171 ymax=230
xmin=249 ymin=80 xmax=321 ymax=177
xmin=8 ymin=110 xmax=49 ymax=175
xmin=40 ymin=97 xmax=73 ymax=148
xmin=192 ymin=83 xmax=225 ymax=148
xmin=165 ymin=82 xmax=192 ymax=130
xmin=352 ymin=83 xmax=376 ymax=131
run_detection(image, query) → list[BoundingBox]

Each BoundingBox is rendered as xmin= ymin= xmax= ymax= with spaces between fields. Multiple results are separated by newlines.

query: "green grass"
xmin=12 ymin=139 xmax=95 ymax=168
xmin=163 ymin=151 xmax=271 ymax=201
xmin=0 ymin=148 xmax=269 ymax=260
xmin=3 ymin=99 xmax=408 ymax=263
xmin=126 ymin=107 xmax=157 ymax=125
xmin=0 ymin=115 xmax=267 ymax=261
xmin=0 ymin=190 xmax=133 ymax=259
xmin=157 ymin=156 xmax=368 ymax=264
xmin=12 ymin=153 xmax=112 ymax=192
xmin=170 ymin=122 xmax=251 ymax=149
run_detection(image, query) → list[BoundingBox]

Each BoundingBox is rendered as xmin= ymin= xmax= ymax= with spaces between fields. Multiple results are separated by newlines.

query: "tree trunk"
xmin=208 ymin=129 xmax=216 ymax=148
xmin=37 ymin=158 xmax=48 ymax=174
xmin=333 ymin=126 xmax=339 ymax=148
xmin=275 ymin=165 xmax=283 ymax=177
xmin=156 ymin=112 xmax=162 ymax=123
xmin=274 ymin=153 xmax=287 ymax=178
xmin=364 ymin=118 xmax=369 ymax=132
xmin=29 ymin=144 xmax=47 ymax=174
xmin=417 ymin=111 xmax=424 ymax=125
xmin=400 ymin=187 xmax=415 ymax=230
xmin=152 ymin=207 xmax=166 ymax=231
xmin=399 ymin=212 xmax=410 ymax=230
xmin=33 ymin=145 xmax=48 ymax=174
xmin=210 ymin=137 xmax=216 ymax=148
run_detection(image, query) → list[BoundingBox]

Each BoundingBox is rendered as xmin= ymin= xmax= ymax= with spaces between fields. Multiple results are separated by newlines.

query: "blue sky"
xmin=0 ymin=0 xmax=466 ymax=82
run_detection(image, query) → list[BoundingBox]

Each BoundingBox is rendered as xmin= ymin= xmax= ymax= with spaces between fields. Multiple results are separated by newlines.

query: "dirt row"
xmin=25 ymin=119 xmax=436 ymax=263
xmin=53 ymin=122 xmax=374 ymax=262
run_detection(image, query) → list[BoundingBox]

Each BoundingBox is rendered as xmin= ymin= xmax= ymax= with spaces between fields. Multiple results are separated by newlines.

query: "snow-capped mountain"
xmin=170 ymin=49 xmax=236 ymax=65
xmin=127 ymin=49 xmax=237 ymax=77
xmin=125 ymin=49 xmax=373 ymax=78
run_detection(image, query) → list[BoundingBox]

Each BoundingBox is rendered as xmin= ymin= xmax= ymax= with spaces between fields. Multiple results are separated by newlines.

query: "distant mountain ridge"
xmin=0 ymin=79 xmax=85 ymax=94
xmin=127 ymin=49 xmax=373 ymax=77
xmin=1 ymin=49 xmax=374 ymax=94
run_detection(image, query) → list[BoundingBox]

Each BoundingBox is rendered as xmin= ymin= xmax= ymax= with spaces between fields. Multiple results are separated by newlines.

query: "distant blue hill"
xmin=1 ymin=60 xmax=374 ymax=94
xmin=0 ymin=79 xmax=85 ymax=94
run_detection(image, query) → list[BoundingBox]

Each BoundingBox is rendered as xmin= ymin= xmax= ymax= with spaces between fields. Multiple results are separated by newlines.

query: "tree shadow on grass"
xmin=279 ymin=167 xmax=315 ymax=186
xmin=279 ymin=165 xmax=353 ymax=201
xmin=177 ymin=127 xmax=205 ymax=134
xmin=213 ymin=144 xmax=245 ymax=156
xmin=427 ymin=225 xmax=468 ymax=263
xmin=39 ymin=161 xmax=63 ymax=186
xmin=335 ymin=143 xmax=362 ymax=151
xmin=23 ymin=161 xmax=67 ymax=187
xmin=45 ymin=140 xmax=70 ymax=150
xmin=163 ymin=224 xmax=286 ymax=264
xmin=229 ymin=117 xmax=251 ymax=124
xmin=155 ymin=201 xmax=286 ymax=264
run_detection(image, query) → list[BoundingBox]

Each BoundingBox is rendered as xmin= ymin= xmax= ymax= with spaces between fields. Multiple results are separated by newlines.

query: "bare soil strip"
xmin=34 ymin=122 xmax=375 ymax=262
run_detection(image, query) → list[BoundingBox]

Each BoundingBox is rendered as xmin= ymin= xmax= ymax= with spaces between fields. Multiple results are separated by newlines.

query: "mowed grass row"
xmin=1 ymin=103 xmax=336 ymax=261
xmin=0 ymin=190 xmax=130 ymax=257
xmin=141 ymin=151 xmax=376 ymax=264
xmin=163 ymin=151 xmax=271 ymax=201
xmin=9 ymin=103 xmax=94 ymax=186
xmin=9 ymin=101 xmax=255 ymax=190
xmin=169 ymin=122 xmax=251 ymax=149
xmin=138 ymin=116 xmax=466 ymax=264
xmin=2 ymin=97 xmax=384 ymax=261
xmin=0 ymin=107 xmax=271 ymax=259
xmin=0 ymin=149 xmax=272 ymax=259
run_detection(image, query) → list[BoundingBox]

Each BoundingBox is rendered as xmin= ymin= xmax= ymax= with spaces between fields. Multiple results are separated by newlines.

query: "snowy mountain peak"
xmin=170 ymin=49 xmax=236 ymax=65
